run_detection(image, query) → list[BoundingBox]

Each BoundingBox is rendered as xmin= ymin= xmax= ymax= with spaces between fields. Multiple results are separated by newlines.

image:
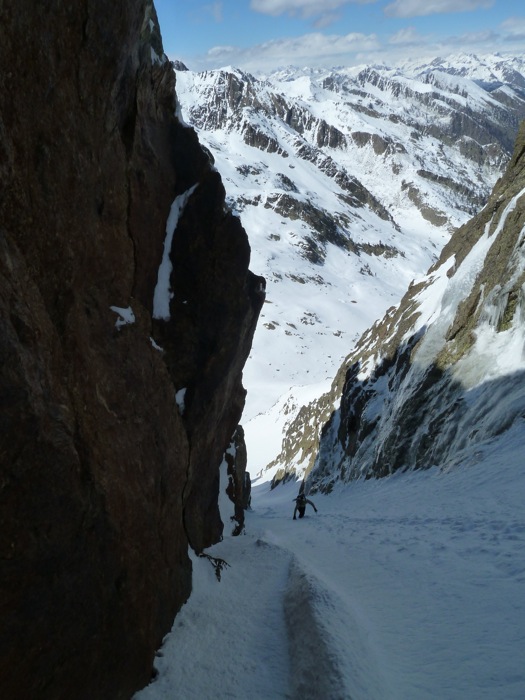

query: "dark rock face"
xmin=0 ymin=2 xmax=263 ymax=698
xmin=224 ymin=425 xmax=251 ymax=536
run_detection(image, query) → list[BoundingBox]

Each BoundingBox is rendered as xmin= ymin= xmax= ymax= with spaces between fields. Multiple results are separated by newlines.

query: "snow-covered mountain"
xmin=271 ymin=113 xmax=525 ymax=490
xmin=135 ymin=121 xmax=525 ymax=693
xmin=304 ymin=117 xmax=525 ymax=488
xmin=174 ymin=53 xmax=525 ymax=474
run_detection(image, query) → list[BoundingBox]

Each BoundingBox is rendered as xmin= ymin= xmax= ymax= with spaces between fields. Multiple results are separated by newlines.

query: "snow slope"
xmin=134 ymin=423 xmax=525 ymax=700
xmin=175 ymin=53 xmax=525 ymax=475
xmin=302 ymin=143 xmax=525 ymax=489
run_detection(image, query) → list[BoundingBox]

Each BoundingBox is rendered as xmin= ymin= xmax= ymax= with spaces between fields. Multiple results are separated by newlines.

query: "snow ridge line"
xmin=284 ymin=554 xmax=390 ymax=700
xmin=284 ymin=556 xmax=349 ymax=700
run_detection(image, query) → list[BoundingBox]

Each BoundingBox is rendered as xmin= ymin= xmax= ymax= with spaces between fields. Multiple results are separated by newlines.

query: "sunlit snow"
xmin=174 ymin=55 xmax=519 ymax=475
xmin=135 ymin=424 xmax=525 ymax=700
xmin=153 ymin=185 xmax=198 ymax=321
xmin=109 ymin=305 xmax=136 ymax=329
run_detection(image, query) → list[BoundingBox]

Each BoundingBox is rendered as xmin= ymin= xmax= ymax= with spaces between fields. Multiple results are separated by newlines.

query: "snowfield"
xmin=135 ymin=422 xmax=525 ymax=700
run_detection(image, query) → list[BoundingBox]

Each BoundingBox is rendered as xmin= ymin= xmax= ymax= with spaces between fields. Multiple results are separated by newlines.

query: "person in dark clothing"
xmin=293 ymin=493 xmax=318 ymax=519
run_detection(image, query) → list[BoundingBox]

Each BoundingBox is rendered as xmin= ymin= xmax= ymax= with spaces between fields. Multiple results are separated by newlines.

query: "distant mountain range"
xmin=174 ymin=53 xmax=525 ymax=476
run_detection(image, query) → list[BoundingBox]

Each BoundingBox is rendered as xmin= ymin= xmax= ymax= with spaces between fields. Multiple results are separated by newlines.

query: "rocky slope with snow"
xmin=276 ymin=117 xmax=525 ymax=490
xmin=175 ymin=54 xmax=525 ymax=472
xmin=0 ymin=3 xmax=262 ymax=698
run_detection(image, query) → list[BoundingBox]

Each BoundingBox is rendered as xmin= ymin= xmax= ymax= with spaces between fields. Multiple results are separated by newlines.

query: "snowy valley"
xmin=175 ymin=53 xmax=525 ymax=475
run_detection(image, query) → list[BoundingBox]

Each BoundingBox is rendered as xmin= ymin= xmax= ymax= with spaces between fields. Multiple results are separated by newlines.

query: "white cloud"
xmin=250 ymin=0 xmax=375 ymax=19
xmin=384 ymin=0 xmax=493 ymax=19
xmin=500 ymin=16 xmax=525 ymax=38
xmin=388 ymin=27 xmax=423 ymax=45
xmin=446 ymin=29 xmax=496 ymax=45
xmin=204 ymin=2 xmax=223 ymax=22
xmin=313 ymin=12 xmax=343 ymax=29
xmin=174 ymin=11 xmax=525 ymax=74
xmin=197 ymin=31 xmax=379 ymax=72
xmin=207 ymin=45 xmax=237 ymax=57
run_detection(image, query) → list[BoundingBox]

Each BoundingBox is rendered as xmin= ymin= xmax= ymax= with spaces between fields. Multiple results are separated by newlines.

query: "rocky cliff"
xmin=274 ymin=119 xmax=525 ymax=490
xmin=0 ymin=2 xmax=263 ymax=698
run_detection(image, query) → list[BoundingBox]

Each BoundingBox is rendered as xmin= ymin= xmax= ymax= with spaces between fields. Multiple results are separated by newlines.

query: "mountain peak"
xmin=173 ymin=59 xmax=189 ymax=71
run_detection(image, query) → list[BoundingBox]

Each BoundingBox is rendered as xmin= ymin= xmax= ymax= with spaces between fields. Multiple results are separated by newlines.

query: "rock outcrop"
xmin=0 ymin=2 xmax=263 ymax=698
xmin=224 ymin=425 xmax=251 ymax=536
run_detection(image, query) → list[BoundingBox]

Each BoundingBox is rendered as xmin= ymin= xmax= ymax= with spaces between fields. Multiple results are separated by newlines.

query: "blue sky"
xmin=154 ymin=0 xmax=525 ymax=72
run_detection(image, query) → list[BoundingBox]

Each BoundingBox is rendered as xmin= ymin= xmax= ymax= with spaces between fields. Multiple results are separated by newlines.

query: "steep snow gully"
xmin=131 ymin=53 xmax=525 ymax=700
xmin=135 ymin=513 xmax=386 ymax=700
xmin=135 ymin=425 xmax=525 ymax=700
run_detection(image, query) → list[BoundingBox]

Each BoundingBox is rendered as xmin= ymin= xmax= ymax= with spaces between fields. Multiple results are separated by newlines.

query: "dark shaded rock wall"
xmin=224 ymin=425 xmax=251 ymax=536
xmin=0 ymin=1 xmax=263 ymax=698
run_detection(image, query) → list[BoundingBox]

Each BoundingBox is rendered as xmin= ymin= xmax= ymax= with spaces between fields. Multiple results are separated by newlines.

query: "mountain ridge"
xmin=278 ymin=118 xmax=525 ymax=489
xmin=174 ymin=52 xmax=525 ymax=474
